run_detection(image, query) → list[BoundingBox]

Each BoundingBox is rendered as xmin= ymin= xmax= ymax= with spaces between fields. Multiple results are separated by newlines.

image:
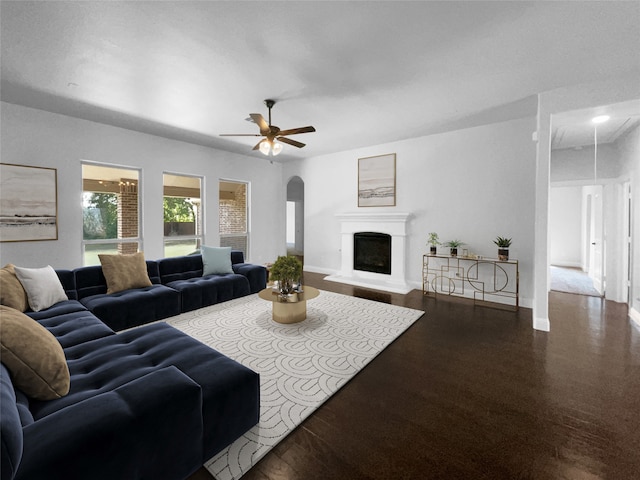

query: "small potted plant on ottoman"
xmin=270 ymin=255 xmax=303 ymax=298
xmin=494 ymin=236 xmax=512 ymax=261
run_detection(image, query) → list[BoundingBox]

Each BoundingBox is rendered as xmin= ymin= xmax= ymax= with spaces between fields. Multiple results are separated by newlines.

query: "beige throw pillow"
xmin=98 ymin=252 xmax=152 ymax=294
xmin=0 ymin=305 xmax=70 ymax=400
xmin=0 ymin=264 xmax=28 ymax=312
xmin=13 ymin=265 xmax=68 ymax=312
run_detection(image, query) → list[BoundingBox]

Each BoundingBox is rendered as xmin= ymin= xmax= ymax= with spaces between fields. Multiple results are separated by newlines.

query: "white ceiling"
xmin=2 ymin=1 xmax=639 ymax=161
xmin=551 ymin=100 xmax=640 ymax=150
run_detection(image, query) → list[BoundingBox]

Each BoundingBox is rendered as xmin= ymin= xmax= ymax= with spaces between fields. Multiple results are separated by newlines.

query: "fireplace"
xmin=354 ymin=232 xmax=391 ymax=275
xmin=325 ymin=212 xmax=412 ymax=294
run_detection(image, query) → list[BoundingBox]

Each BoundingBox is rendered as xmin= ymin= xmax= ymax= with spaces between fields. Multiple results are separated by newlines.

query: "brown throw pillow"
xmin=0 ymin=264 xmax=29 ymax=312
xmin=0 ymin=305 xmax=70 ymax=400
xmin=98 ymin=252 xmax=152 ymax=294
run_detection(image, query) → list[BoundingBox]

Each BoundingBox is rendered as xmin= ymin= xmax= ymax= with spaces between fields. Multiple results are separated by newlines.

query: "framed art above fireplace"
xmin=358 ymin=153 xmax=396 ymax=207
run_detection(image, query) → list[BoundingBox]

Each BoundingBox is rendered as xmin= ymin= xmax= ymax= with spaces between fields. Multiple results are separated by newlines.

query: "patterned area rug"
xmin=163 ymin=290 xmax=424 ymax=480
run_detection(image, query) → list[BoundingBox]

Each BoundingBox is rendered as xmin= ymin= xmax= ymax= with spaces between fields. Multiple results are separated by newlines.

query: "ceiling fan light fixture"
xmin=591 ymin=115 xmax=610 ymax=124
xmin=258 ymin=139 xmax=283 ymax=156
xmin=259 ymin=140 xmax=271 ymax=155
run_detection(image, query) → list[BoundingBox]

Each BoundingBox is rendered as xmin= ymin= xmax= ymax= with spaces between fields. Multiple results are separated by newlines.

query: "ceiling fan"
xmin=220 ymin=99 xmax=316 ymax=156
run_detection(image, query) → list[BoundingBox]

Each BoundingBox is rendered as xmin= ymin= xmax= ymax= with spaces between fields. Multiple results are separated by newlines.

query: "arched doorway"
xmin=286 ymin=176 xmax=304 ymax=264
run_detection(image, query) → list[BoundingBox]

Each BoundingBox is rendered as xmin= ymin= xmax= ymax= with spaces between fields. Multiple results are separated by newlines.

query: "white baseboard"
xmin=551 ymin=262 xmax=583 ymax=269
xmin=534 ymin=316 xmax=550 ymax=331
xmin=303 ymin=265 xmax=336 ymax=276
xmin=630 ymin=307 xmax=640 ymax=329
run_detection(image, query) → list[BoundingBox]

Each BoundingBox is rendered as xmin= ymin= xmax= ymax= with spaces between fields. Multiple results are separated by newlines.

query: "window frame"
xmin=162 ymin=172 xmax=204 ymax=258
xmin=81 ymin=162 xmax=142 ymax=265
xmin=219 ymin=179 xmax=250 ymax=259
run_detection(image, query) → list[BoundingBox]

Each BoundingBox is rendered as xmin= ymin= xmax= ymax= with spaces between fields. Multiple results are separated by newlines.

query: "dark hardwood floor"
xmin=190 ymin=272 xmax=640 ymax=480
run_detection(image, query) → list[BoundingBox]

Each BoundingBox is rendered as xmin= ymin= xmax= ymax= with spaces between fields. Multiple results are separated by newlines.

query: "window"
xmin=82 ymin=164 xmax=141 ymax=265
xmin=163 ymin=173 xmax=203 ymax=257
xmin=219 ymin=180 xmax=248 ymax=256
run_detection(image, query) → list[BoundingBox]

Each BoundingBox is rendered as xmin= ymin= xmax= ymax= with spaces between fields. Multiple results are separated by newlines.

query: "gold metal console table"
xmin=422 ymin=254 xmax=519 ymax=310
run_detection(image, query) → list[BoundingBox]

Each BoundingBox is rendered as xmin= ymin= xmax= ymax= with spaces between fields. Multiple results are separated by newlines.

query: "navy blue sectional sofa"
xmin=1 ymin=252 xmax=266 ymax=480
xmin=72 ymin=251 xmax=266 ymax=331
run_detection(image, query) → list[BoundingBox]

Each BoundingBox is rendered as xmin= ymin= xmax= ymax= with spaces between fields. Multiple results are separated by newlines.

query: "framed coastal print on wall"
xmin=0 ymin=163 xmax=58 ymax=242
xmin=358 ymin=153 xmax=396 ymax=207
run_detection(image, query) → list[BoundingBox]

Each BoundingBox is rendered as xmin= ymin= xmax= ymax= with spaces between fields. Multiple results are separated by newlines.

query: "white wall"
xmin=551 ymin=144 xmax=620 ymax=182
xmin=0 ymin=102 xmax=285 ymax=269
xmin=284 ymin=117 xmax=537 ymax=307
xmin=616 ymin=124 xmax=640 ymax=320
xmin=549 ymin=186 xmax=582 ymax=267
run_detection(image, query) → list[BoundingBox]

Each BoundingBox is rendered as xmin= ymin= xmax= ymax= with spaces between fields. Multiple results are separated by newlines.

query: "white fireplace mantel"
xmin=325 ymin=212 xmax=412 ymax=294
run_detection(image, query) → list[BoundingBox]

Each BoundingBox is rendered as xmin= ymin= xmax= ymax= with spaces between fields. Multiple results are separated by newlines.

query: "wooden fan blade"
xmin=277 ymin=137 xmax=306 ymax=148
xmin=220 ymin=134 xmax=262 ymax=137
xmin=252 ymin=140 xmax=264 ymax=150
xmin=277 ymin=126 xmax=316 ymax=136
xmin=250 ymin=113 xmax=270 ymax=134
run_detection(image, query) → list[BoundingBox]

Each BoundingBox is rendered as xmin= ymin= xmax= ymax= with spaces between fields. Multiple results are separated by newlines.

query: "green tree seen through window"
xmin=83 ymin=193 xmax=117 ymax=239
xmin=163 ymin=197 xmax=195 ymax=222
xmin=83 ymin=194 xmax=196 ymax=240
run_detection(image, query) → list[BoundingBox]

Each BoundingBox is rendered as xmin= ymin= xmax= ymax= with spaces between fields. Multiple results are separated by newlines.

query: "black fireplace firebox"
xmin=353 ymin=232 xmax=391 ymax=275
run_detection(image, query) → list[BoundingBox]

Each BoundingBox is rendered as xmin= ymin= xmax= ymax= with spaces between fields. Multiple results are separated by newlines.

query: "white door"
xmin=589 ymin=186 xmax=604 ymax=294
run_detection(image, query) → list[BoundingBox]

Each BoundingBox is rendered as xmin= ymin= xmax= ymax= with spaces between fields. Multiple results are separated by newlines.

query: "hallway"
xmin=550 ymin=265 xmax=602 ymax=297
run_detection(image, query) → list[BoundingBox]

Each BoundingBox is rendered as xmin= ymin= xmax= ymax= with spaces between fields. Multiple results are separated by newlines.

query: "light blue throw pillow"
xmin=201 ymin=246 xmax=234 ymax=276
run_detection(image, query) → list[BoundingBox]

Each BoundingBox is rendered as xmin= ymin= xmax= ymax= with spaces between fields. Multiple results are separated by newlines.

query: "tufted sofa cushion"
xmin=232 ymin=262 xmax=268 ymax=293
xmin=25 ymin=299 xmax=87 ymax=322
xmin=17 ymin=366 xmax=204 ymax=480
xmin=27 ymin=305 xmax=114 ymax=348
xmin=158 ymin=254 xmax=253 ymax=312
xmin=79 ymin=284 xmax=181 ymax=331
xmin=166 ymin=273 xmax=250 ymax=312
xmin=157 ymin=254 xmax=204 ymax=283
xmin=73 ymin=261 xmax=181 ymax=330
xmin=74 ymin=261 xmax=162 ymax=299
xmin=28 ymin=322 xmax=260 ymax=460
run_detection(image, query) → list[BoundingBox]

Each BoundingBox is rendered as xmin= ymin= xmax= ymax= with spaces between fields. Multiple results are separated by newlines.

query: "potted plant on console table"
xmin=494 ymin=236 xmax=512 ymax=261
xmin=427 ymin=232 xmax=440 ymax=255
xmin=270 ymin=255 xmax=303 ymax=298
xmin=444 ymin=240 xmax=464 ymax=257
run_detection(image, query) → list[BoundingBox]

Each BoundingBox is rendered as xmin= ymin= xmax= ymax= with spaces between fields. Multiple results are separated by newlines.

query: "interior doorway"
xmin=548 ymin=184 xmax=603 ymax=297
xmin=549 ymin=100 xmax=639 ymax=302
xmin=286 ymin=176 xmax=304 ymax=265
xmin=586 ymin=186 xmax=604 ymax=294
